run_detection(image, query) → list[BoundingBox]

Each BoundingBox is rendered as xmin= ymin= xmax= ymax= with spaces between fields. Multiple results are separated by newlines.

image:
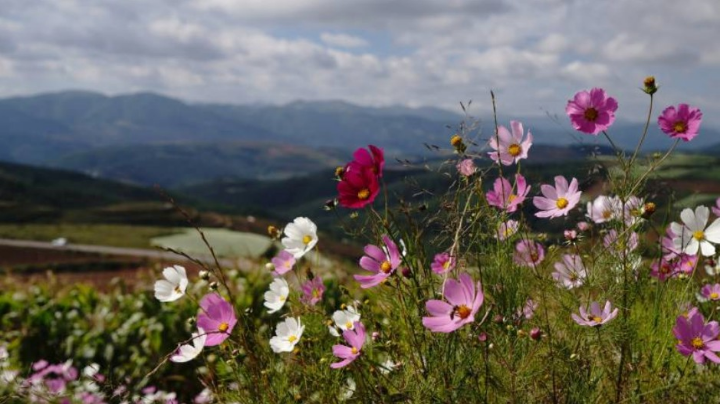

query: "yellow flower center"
xmin=279 ymin=296 xmax=286 ymax=302
xmin=288 ymin=335 xmax=297 ymax=343
xmin=711 ymin=292 xmax=719 ymax=300
xmin=312 ymin=289 xmax=320 ymax=298
xmin=453 ymin=305 xmax=472 ymax=320
xmin=218 ymin=322 xmax=229 ymax=333
xmin=450 ymin=135 xmax=463 ymax=147
xmin=302 ymin=235 xmax=313 ymax=245
xmin=508 ymin=143 xmax=522 ymax=157
xmin=592 ymin=316 xmax=603 ymax=323
xmin=351 ymin=347 xmax=359 ymax=355
xmin=556 ymin=197 xmax=569 ymax=209
xmin=584 ymin=107 xmax=598 ymax=122
xmin=345 ymin=321 xmax=353 ymax=329
xmin=529 ymin=252 xmax=539 ymax=262
xmin=357 ymin=188 xmax=370 ymax=200
xmin=174 ymin=286 xmax=182 ymax=294
xmin=691 ymin=337 xmax=704 ymax=349
xmin=673 ymin=121 xmax=688 ymax=133
xmin=380 ymin=261 xmax=392 ymax=273
xmin=443 ymin=260 xmax=452 ymax=270
xmin=693 ymin=230 xmax=705 ymax=241
xmin=569 ymin=272 xmax=578 ymax=282
xmin=508 ymin=194 xmax=517 ymax=203
xmin=602 ymin=210 xmax=612 ymax=219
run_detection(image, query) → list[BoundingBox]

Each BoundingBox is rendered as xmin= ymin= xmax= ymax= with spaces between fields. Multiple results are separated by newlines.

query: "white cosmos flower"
xmin=671 ymin=206 xmax=720 ymax=257
xmin=269 ymin=317 xmax=304 ymax=353
xmin=281 ymin=217 xmax=319 ymax=259
xmin=329 ymin=306 xmax=361 ymax=336
xmin=264 ymin=278 xmax=289 ymax=313
xmin=154 ymin=265 xmax=189 ymax=302
xmin=340 ymin=378 xmax=356 ymax=401
xmin=170 ymin=328 xmax=206 ymax=363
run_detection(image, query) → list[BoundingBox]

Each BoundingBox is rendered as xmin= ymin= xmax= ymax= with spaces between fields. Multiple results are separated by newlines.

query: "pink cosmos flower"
xmin=513 ymin=240 xmax=545 ymax=268
xmin=602 ymin=230 xmax=639 ymax=257
xmin=486 ymin=174 xmax=530 ymax=213
xmin=586 ymin=195 xmax=620 ymax=224
xmin=300 ymin=276 xmax=325 ymax=306
xmin=658 ymin=104 xmax=702 ymax=142
xmin=649 ymin=257 xmax=678 ymax=282
xmin=337 ymin=163 xmax=380 ymax=209
xmin=564 ymin=229 xmax=578 ymax=242
xmin=572 ymin=301 xmax=619 ymax=327
xmin=521 ymin=299 xmax=537 ymax=320
xmin=354 ymin=235 xmax=402 ymax=288
xmin=197 ymin=293 xmax=237 ymax=346
xmin=456 ymin=159 xmax=476 ymax=177
xmin=576 ymin=221 xmax=590 ymax=232
xmin=679 ymin=304 xmax=700 ymax=320
xmin=488 ymin=121 xmax=533 ymax=165
xmin=673 ymin=312 xmax=720 ymax=364
xmin=431 ymin=252 xmax=456 ymax=275
xmin=713 ymin=197 xmax=720 ymax=217
xmin=552 ymin=254 xmax=587 ymax=289
xmin=330 ymin=321 xmax=366 ymax=369
xmin=350 ymin=145 xmax=385 ymax=177
xmin=533 ymin=176 xmax=582 ymax=219
xmin=271 ymin=250 xmax=296 ymax=276
xmin=496 ymin=220 xmax=519 ymax=241
xmin=422 ymin=273 xmax=484 ymax=333
xmin=701 ymin=284 xmax=720 ymax=301
xmin=566 ymin=88 xmax=618 ymax=135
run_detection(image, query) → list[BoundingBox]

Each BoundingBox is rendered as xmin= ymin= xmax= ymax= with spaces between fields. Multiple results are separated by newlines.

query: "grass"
xmin=150 ymin=227 xmax=278 ymax=258
xmin=0 ymin=223 xmax=182 ymax=249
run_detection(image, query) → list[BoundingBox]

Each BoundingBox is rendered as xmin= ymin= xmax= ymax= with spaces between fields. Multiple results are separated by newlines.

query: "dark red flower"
xmin=350 ymin=145 xmax=384 ymax=177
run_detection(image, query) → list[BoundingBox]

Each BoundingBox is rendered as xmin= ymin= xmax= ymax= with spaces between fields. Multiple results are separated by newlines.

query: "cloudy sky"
xmin=1 ymin=0 xmax=718 ymax=126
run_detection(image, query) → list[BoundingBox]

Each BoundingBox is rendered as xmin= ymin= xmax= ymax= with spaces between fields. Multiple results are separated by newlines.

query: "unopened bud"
xmin=517 ymin=329 xmax=527 ymax=338
xmin=450 ymin=135 xmax=466 ymax=153
xmin=401 ymin=267 xmax=412 ymax=278
xmin=493 ymin=314 xmax=504 ymax=324
xmin=199 ymin=270 xmax=210 ymax=281
xmin=187 ymin=317 xmax=196 ymax=326
xmin=643 ymin=202 xmax=656 ymax=218
xmin=530 ymin=327 xmax=543 ymax=341
xmin=643 ymin=76 xmax=657 ymax=95
xmin=576 ymin=221 xmax=590 ymax=232
xmin=267 ymin=225 xmax=280 ymax=238
xmin=335 ymin=166 xmax=345 ymax=179
xmin=478 ymin=332 xmax=488 ymax=342
xmin=209 ymin=281 xmax=218 ymax=291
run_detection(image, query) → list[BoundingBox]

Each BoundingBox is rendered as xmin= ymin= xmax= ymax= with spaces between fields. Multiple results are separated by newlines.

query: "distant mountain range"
xmin=1 ymin=90 xmax=718 ymax=187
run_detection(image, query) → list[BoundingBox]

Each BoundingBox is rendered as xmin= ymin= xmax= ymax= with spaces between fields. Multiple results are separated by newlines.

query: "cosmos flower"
xmin=552 ymin=254 xmax=587 ymax=289
xmin=281 ymin=217 xmax=319 ymax=259
xmin=586 ymin=195 xmax=621 ymax=224
xmin=422 ymin=273 xmax=484 ymax=333
xmin=566 ymin=88 xmax=618 ymax=135
xmin=354 ymin=235 xmax=402 ymax=288
xmin=572 ymin=301 xmax=619 ymax=327
xmin=300 ymin=276 xmax=325 ymax=306
xmin=658 ymin=104 xmax=702 ymax=142
xmin=701 ymin=284 xmax=720 ymax=301
xmin=154 ymin=265 xmax=188 ymax=302
xmin=671 ymin=206 xmax=720 ymax=257
xmin=533 ymin=176 xmax=582 ymax=219
xmin=431 ymin=252 xmax=456 ymax=275
xmin=264 ymin=277 xmax=289 ymax=314
xmin=673 ymin=312 xmax=720 ymax=364
xmin=197 ymin=293 xmax=237 ymax=346
xmin=331 ymin=321 xmax=367 ymax=369
xmin=271 ymin=250 xmax=296 ymax=276
xmin=170 ymin=328 xmax=207 ymax=363
xmin=349 ymin=145 xmax=384 ymax=178
xmin=269 ymin=317 xmax=305 ymax=353
xmin=496 ymin=220 xmax=519 ymax=241
xmin=513 ymin=240 xmax=545 ymax=268
xmin=602 ymin=230 xmax=639 ymax=257
xmin=488 ymin=121 xmax=533 ymax=165
xmin=713 ymin=197 xmax=720 ymax=217
xmin=486 ymin=174 xmax=530 ymax=213
xmin=456 ymin=159 xmax=477 ymax=177
xmin=329 ymin=306 xmax=362 ymax=337
xmin=337 ymin=163 xmax=380 ymax=209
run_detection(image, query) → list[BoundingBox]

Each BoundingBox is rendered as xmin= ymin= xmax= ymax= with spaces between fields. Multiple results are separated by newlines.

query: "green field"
xmin=0 ymin=223 xmax=181 ymax=249
xmin=150 ymin=227 xmax=278 ymax=258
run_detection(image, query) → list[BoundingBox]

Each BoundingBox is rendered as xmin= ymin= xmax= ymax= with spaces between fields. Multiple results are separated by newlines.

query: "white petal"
xmin=680 ymin=208 xmax=698 ymax=230
xmin=700 ymin=241 xmax=716 ymax=257
xmin=685 ymin=239 xmax=699 ymax=256
xmin=703 ymin=218 xmax=720 ymax=243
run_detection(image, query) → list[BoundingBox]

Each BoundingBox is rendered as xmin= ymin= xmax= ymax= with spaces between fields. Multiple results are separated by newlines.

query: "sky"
xmin=0 ymin=0 xmax=719 ymax=126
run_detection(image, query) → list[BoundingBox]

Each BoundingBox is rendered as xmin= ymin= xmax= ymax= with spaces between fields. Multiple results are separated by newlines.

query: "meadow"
xmin=2 ymin=81 xmax=720 ymax=403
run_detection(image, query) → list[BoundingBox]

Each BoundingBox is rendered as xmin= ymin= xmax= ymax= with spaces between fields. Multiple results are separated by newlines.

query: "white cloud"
xmin=320 ymin=33 xmax=368 ymax=48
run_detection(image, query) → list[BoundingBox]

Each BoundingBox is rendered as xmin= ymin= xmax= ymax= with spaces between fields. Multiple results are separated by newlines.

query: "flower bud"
xmin=450 ymin=134 xmax=466 ymax=153
xmin=643 ymin=76 xmax=657 ymax=95
xmin=209 ymin=281 xmax=218 ymax=291
xmin=401 ymin=267 xmax=412 ymax=278
xmin=530 ymin=327 xmax=543 ymax=341
xmin=493 ymin=314 xmax=504 ymax=324
xmin=372 ymin=332 xmax=380 ymax=341
xmin=642 ymin=202 xmax=656 ymax=218
xmin=187 ymin=316 xmax=196 ymax=326
xmin=564 ymin=229 xmax=577 ymax=241
xmin=267 ymin=225 xmax=280 ymax=239
xmin=517 ymin=329 xmax=527 ymax=338
xmin=334 ymin=166 xmax=345 ymax=179
xmin=478 ymin=332 xmax=488 ymax=342
xmin=576 ymin=221 xmax=590 ymax=232
xmin=199 ymin=270 xmax=210 ymax=281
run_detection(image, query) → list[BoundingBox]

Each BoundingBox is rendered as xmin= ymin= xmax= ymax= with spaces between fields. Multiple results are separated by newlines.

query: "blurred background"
xmin=0 ymin=0 xmax=718 ymax=286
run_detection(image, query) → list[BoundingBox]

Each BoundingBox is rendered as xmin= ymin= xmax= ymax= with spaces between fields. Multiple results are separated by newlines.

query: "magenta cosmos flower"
xmin=422 ymin=273 xmax=484 ymax=333
xmin=197 ymin=293 xmax=237 ymax=346
xmin=354 ymin=235 xmax=402 ymax=288
xmin=572 ymin=301 xmax=619 ymax=327
xmin=566 ymin=88 xmax=618 ymax=135
xmin=701 ymin=284 xmax=720 ymax=301
xmin=552 ymin=254 xmax=587 ymax=289
xmin=431 ymin=252 xmax=456 ymax=275
xmin=456 ymin=159 xmax=476 ymax=177
xmin=337 ymin=162 xmax=380 ymax=209
xmin=300 ymin=276 xmax=325 ymax=306
xmin=486 ymin=174 xmax=530 ymax=213
xmin=533 ymin=176 xmax=582 ymax=219
xmin=513 ymin=240 xmax=545 ymax=268
xmin=330 ymin=321 xmax=367 ymax=369
xmin=658 ymin=104 xmax=702 ymax=142
xmin=488 ymin=121 xmax=533 ymax=166
xmin=271 ymin=250 xmax=296 ymax=276
xmin=673 ymin=312 xmax=720 ymax=364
